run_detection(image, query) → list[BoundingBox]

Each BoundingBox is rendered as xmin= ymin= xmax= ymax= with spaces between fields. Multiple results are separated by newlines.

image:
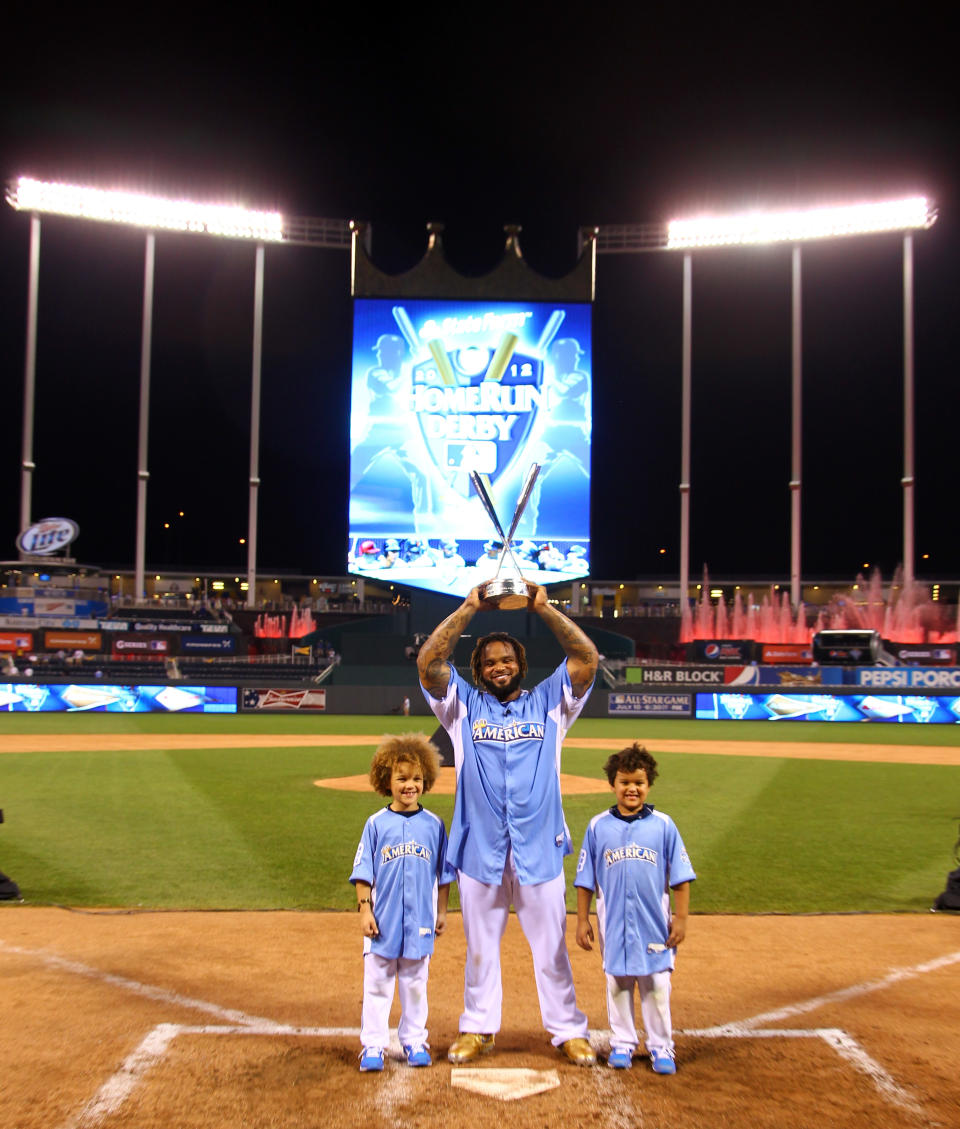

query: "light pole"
xmin=679 ymin=253 xmax=692 ymax=623
xmin=5 ymin=176 xmax=350 ymax=604
xmin=135 ymin=231 xmax=155 ymax=600
xmin=598 ymin=195 xmax=935 ymax=616
xmin=19 ymin=213 xmax=40 ymax=539
xmin=902 ymin=233 xmax=915 ymax=589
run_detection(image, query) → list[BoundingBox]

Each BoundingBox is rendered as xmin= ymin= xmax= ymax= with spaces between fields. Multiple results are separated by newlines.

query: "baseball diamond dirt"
xmin=1 ymin=731 xmax=958 ymax=1129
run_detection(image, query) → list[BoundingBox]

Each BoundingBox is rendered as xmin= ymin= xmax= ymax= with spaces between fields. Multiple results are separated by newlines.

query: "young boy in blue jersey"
xmin=575 ymin=743 xmax=695 ymax=1073
xmin=350 ymin=733 xmax=454 ymax=1072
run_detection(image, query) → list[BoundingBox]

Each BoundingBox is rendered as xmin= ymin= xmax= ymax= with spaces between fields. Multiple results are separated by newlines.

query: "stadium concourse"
xmin=2 ymin=563 xmax=960 ymax=720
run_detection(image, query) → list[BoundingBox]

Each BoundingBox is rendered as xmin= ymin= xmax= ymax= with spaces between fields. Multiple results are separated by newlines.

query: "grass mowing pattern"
xmin=1 ymin=713 xmax=957 ymax=912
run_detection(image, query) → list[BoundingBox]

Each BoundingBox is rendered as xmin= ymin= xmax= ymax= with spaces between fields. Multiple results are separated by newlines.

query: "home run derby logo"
xmin=410 ymin=330 xmax=543 ymax=498
xmin=603 ymin=845 xmax=659 ymax=868
xmin=472 ymin=719 xmax=546 ymax=743
xmin=380 ymin=841 xmax=433 ymax=864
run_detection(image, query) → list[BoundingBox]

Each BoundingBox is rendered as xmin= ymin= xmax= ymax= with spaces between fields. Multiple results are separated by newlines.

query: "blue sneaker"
xmin=403 ymin=1044 xmax=432 ymax=1067
xmin=608 ymin=1048 xmax=633 ymax=1069
xmin=359 ymin=1047 xmax=384 ymax=1072
xmin=650 ymin=1050 xmax=676 ymax=1075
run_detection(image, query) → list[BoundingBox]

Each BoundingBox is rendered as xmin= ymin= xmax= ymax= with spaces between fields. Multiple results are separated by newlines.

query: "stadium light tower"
xmin=6 ymin=176 xmax=349 ymax=606
xmin=599 ymin=195 xmax=936 ymax=617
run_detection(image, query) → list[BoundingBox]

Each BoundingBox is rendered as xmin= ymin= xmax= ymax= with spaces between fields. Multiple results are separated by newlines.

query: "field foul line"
xmin=3 ymin=940 xmax=948 ymax=1127
xmin=688 ymin=948 xmax=960 ymax=1035
xmin=0 ymin=939 xmax=283 ymax=1029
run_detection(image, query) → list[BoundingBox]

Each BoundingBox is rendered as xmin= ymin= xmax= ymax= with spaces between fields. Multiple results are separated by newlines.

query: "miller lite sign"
xmin=17 ymin=517 xmax=79 ymax=556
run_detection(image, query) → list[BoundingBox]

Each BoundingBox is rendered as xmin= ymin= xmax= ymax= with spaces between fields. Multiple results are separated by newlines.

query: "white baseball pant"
xmin=457 ymin=850 xmax=588 ymax=1045
xmin=360 ymin=952 xmax=430 ymax=1050
xmin=605 ymin=969 xmax=673 ymax=1056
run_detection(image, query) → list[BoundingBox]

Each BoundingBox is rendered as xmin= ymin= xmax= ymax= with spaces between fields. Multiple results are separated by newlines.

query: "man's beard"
xmin=481 ymin=671 xmax=523 ymax=701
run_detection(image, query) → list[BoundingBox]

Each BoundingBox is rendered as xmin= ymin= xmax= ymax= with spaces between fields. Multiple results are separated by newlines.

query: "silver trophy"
xmin=469 ymin=463 xmax=541 ymax=609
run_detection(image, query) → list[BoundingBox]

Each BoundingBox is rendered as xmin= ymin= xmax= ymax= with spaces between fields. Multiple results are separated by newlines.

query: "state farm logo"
xmin=17 ymin=517 xmax=79 ymax=555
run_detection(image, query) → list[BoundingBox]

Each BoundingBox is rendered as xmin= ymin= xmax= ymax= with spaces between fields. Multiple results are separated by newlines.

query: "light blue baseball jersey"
xmin=575 ymin=805 xmax=696 ymax=977
xmin=350 ymin=805 xmax=454 ymax=960
xmin=423 ymin=660 xmax=592 ymax=886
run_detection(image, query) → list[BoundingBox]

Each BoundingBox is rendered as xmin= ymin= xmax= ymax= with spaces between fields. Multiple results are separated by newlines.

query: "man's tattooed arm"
xmin=417 ymin=587 xmax=483 ymax=699
xmin=530 ymin=585 xmax=598 ymax=698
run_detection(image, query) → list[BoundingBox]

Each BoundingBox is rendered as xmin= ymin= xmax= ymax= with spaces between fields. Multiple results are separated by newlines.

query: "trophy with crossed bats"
xmin=469 ymin=463 xmax=541 ymax=609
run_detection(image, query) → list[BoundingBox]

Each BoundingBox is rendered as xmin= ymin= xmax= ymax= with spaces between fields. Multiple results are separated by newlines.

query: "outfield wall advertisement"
xmin=348 ymin=298 xmax=591 ymax=599
xmin=0 ymin=683 xmax=237 ymax=712
xmin=625 ymin=665 xmax=844 ymax=686
xmin=609 ymin=691 xmax=692 ymax=717
xmin=241 ymin=687 xmax=327 ymax=711
xmin=696 ymin=691 xmax=960 ymax=723
xmin=855 ymin=667 xmax=960 ymax=689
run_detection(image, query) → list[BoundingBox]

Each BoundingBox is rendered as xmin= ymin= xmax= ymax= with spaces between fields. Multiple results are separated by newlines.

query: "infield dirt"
xmin=3 ymin=731 xmax=959 ymax=766
xmin=1 ymin=908 xmax=958 ymax=1129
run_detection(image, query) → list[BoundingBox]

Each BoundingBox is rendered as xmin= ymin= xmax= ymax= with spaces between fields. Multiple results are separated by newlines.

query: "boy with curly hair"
xmin=350 ymin=733 xmax=454 ymax=1072
xmin=575 ymin=743 xmax=695 ymax=1073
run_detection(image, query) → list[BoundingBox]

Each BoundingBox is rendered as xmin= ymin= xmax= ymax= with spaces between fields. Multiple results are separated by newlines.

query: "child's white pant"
xmin=360 ymin=952 xmax=430 ymax=1050
xmin=605 ymin=969 xmax=674 ymax=1056
xmin=457 ymin=857 xmax=588 ymax=1045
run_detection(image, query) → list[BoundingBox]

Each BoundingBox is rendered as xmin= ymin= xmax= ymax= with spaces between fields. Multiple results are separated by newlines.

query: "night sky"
xmin=1 ymin=14 xmax=956 ymax=584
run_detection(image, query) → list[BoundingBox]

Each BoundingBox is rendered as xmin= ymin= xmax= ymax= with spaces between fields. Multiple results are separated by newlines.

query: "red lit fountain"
xmin=680 ymin=569 xmax=959 ymax=645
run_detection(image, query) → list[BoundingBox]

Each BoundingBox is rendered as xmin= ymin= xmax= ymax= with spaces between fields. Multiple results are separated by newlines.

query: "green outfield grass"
xmin=1 ymin=713 xmax=957 ymax=913
xmin=1 ymin=711 xmax=958 ymax=746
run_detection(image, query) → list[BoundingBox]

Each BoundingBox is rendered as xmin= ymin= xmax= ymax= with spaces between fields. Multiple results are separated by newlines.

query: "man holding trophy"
xmin=416 ymin=466 xmax=598 ymax=1067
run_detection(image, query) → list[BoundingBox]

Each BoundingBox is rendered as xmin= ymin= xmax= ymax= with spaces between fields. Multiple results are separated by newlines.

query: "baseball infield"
xmin=1 ymin=730 xmax=958 ymax=1128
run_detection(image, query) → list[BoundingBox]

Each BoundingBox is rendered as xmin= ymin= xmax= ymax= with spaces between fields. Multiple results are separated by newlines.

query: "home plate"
xmin=450 ymin=1067 xmax=561 ymax=1101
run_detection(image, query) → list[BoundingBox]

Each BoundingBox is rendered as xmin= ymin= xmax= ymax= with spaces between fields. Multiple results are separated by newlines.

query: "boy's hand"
xmin=359 ymin=906 xmax=379 ymax=938
xmin=666 ymin=915 xmax=686 ymax=947
xmin=576 ymin=919 xmax=595 ymax=951
xmin=435 ymin=909 xmax=447 ymax=936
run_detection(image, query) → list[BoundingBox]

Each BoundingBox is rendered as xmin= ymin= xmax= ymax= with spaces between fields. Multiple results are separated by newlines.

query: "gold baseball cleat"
xmin=560 ymin=1037 xmax=597 ymax=1066
xmin=447 ymin=1032 xmax=496 ymax=1064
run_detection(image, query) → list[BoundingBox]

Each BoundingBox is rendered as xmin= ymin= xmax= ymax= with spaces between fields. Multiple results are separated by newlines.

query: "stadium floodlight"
xmin=6 ymin=175 xmax=290 ymax=606
xmin=666 ymin=196 xmax=935 ymax=250
xmin=7 ymin=176 xmax=285 ymax=242
xmin=7 ymin=173 xmax=350 ymax=608
xmin=653 ymin=193 xmax=937 ymax=628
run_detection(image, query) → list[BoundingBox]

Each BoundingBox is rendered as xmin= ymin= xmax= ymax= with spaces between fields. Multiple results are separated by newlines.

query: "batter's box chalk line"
xmin=66 ymin=1022 xmax=926 ymax=1126
xmin=4 ymin=940 xmax=947 ymax=1127
xmin=677 ymin=1026 xmax=927 ymax=1121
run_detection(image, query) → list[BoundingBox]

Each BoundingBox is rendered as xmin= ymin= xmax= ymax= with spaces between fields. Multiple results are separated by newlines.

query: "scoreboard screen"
xmin=347 ymin=298 xmax=592 ymax=599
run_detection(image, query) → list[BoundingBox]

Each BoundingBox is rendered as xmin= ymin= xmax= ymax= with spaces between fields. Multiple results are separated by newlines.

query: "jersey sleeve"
xmin=574 ymin=818 xmax=598 ymax=891
xmin=664 ymin=818 xmax=696 ymax=887
xmin=556 ymin=661 xmax=593 ymax=730
xmin=436 ymin=817 xmax=456 ymax=886
xmin=420 ymin=660 xmax=462 ymax=726
xmin=349 ymin=814 xmax=377 ymax=886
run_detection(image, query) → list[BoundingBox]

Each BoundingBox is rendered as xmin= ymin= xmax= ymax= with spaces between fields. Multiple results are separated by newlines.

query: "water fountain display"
xmin=680 ymin=569 xmax=959 ymax=645
xmin=253 ymin=605 xmax=317 ymax=639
